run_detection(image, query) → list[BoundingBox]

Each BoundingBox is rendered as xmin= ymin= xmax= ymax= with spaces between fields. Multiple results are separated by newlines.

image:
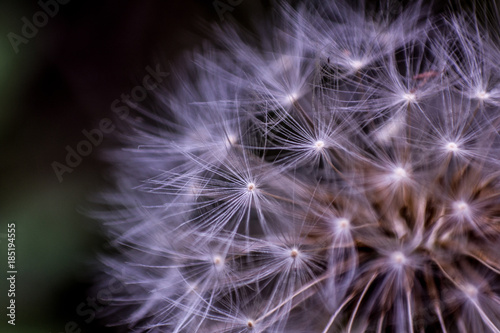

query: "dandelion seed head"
xmin=391 ymin=251 xmax=406 ymax=265
xmin=336 ymin=217 xmax=350 ymax=231
xmin=454 ymin=200 xmax=469 ymax=215
xmin=247 ymin=182 xmax=256 ymax=192
xmin=476 ymin=90 xmax=490 ymax=100
xmin=446 ymin=141 xmax=459 ymax=152
xmin=403 ymin=92 xmax=416 ymax=102
xmin=225 ymin=134 xmax=238 ymax=148
xmin=213 ymin=255 xmax=224 ymax=271
xmin=389 ymin=166 xmax=410 ymax=184
xmin=349 ymin=59 xmax=365 ymax=71
xmin=393 ymin=167 xmax=407 ymax=179
xmin=462 ymin=284 xmax=478 ymax=300
xmin=313 ymin=140 xmax=325 ymax=151
xmin=290 ymin=248 xmax=300 ymax=259
xmin=286 ymin=92 xmax=299 ymax=105
xmin=96 ymin=2 xmax=500 ymax=332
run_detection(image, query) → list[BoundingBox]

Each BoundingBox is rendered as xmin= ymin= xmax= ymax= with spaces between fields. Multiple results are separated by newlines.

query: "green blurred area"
xmin=0 ymin=178 xmax=101 ymax=333
xmin=0 ymin=1 xmax=147 ymax=332
xmin=0 ymin=0 xmax=262 ymax=331
xmin=0 ymin=0 xmax=106 ymax=324
xmin=0 ymin=1 xmax=53 ymax=332
xmin=0 ymin=2 xmax=63 ymax=331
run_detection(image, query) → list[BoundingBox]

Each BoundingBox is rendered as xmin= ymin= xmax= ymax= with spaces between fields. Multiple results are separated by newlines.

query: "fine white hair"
xmin=95 ymin=1 xmax=500 ymax=332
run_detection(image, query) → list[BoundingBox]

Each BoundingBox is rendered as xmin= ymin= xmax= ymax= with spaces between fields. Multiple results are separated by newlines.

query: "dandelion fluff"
xmin=95 ymin=1 xmax=500 ymax=332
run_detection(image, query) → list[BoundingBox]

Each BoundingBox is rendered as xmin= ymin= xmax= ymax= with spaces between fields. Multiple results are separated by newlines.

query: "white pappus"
xmin=94 ymin=1 xmax=500 ymax=332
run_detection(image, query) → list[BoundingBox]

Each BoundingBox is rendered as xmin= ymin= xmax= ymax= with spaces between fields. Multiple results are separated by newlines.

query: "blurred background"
xmin=0 ymin=1 xmax=267 ymax=332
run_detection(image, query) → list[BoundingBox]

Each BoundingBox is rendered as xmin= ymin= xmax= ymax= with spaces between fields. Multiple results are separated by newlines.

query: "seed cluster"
xmin=96 ymin=1 xmax=500 ymax=332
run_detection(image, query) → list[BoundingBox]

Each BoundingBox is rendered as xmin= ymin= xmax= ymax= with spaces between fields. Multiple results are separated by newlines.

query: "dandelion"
xmin=95 ymin=1 xmax=500 ymax=332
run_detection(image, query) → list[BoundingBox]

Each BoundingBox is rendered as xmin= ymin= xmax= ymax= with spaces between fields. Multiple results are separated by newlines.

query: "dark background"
xmin=0 ymin=1 xmax=267 ymax=332
xmin=0 ymin=0 xmax=484 ymax=332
